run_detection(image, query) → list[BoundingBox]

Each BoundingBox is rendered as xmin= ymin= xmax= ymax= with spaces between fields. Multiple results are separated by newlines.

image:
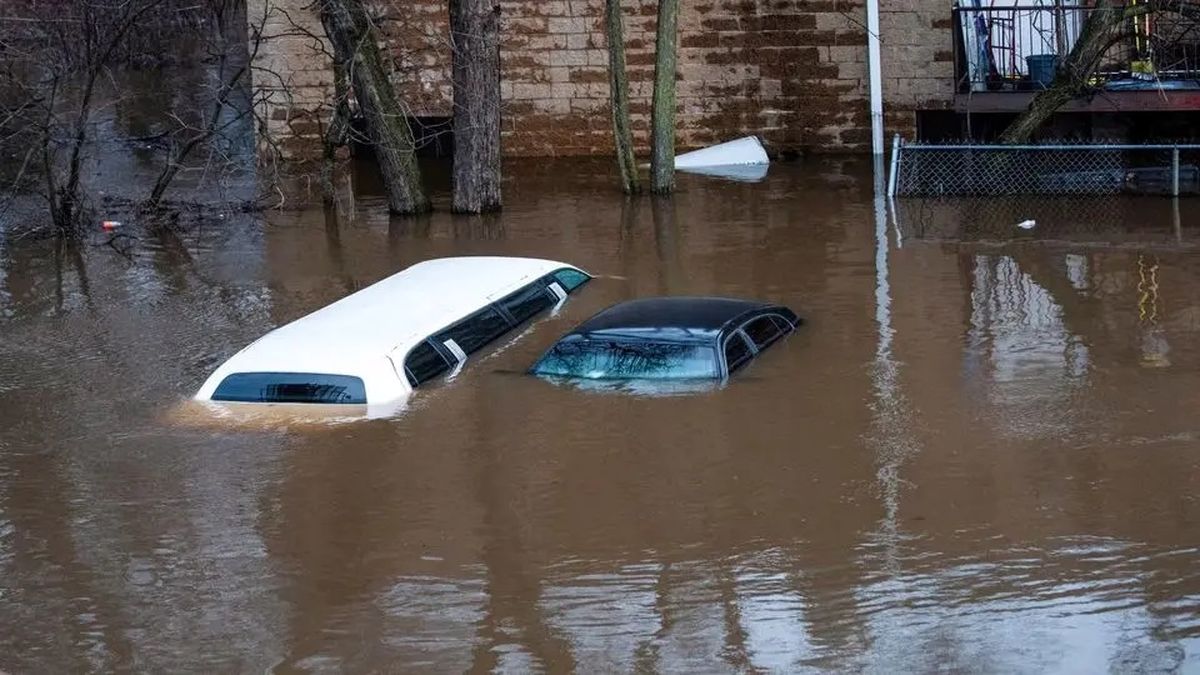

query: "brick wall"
xmin=248 ymin=0 xmax=335 ymax=159
xmin=248 ymin=0 xmax=953 ymax=159
xmin=880 ymin=0 xmax=955 ymax=139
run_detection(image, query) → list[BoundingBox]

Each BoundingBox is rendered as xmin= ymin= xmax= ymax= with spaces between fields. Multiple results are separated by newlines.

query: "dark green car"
xmin=531 ymin=297 xmax=801 ymax=382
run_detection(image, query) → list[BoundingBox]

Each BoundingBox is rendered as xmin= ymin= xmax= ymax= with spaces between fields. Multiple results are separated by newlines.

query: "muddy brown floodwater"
xmin=1 ymin=158 xmax=1199 ymax=672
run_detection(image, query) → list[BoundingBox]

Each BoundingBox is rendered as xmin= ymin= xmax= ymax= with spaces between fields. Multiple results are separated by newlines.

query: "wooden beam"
xmin=954 ymin=90 xmax=1200 ymax=113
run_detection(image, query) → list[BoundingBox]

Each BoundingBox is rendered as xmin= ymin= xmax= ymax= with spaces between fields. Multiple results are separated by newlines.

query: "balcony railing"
xmin=953 ymin=3 xmax=1200 ymax=94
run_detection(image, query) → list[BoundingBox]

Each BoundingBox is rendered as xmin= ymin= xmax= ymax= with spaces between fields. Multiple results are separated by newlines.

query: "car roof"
xmin=197 ymin=256 xmax=582 ymax=399
xmin=569 ymin=297 xmax=777 ymax=340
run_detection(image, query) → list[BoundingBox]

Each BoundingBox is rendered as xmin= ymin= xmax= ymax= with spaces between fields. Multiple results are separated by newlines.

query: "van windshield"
xmin=532 ymin=338 xmax=718 ymax=380
xmin=212 ymin=372 xmax=367 ymax=404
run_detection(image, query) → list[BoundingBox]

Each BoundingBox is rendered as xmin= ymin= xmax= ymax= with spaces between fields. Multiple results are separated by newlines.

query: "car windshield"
xmin=532 ymin=338 xmax=719 ymax=380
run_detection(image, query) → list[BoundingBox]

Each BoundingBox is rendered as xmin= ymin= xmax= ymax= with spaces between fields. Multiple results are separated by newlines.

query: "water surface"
xmin=1 ymin=159 xmax=1199 ymax=672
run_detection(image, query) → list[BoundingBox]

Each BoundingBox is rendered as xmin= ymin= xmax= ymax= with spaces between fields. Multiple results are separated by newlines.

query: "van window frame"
xmin=212 ymin=371 xmax=368 ymax=404
xmin=434 ymin=305 xmax=512 ymax=356
xmin=403 ymin=341 xmax=452 ymax=387
xmin=401 ymin=269 xmax=591 ymax=389
xmin=551 ymin=267 xmax=590 ymax=292
xmin=495 ymin=280 xmax=558 ymax=325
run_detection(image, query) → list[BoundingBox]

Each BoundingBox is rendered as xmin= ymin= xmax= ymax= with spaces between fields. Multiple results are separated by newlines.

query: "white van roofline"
xmin=195 ymin=256 xmax=586 ymax=406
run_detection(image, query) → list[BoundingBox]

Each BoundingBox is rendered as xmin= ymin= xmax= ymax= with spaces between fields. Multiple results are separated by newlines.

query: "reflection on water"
xmin=2 ymin=160 xmax=1200 ymax=671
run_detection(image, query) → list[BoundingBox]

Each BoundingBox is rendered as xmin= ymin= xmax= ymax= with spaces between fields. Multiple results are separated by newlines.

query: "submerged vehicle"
xmin=530 ymin=297 xmax=799 ymax=382
xmin=195 ymin=256 xmax=590 ymax=411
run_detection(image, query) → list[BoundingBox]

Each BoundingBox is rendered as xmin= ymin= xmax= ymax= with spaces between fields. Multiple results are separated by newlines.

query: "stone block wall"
xmin=247 ymin=0 xmax=337 ymax=160
xmin=248 ymin=0 xmax=954 ymax=159
xmin=880 ymin=0 xmax=956 ymax=138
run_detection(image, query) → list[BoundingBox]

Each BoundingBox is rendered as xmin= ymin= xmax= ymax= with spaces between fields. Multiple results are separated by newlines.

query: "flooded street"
xmin=1 ymin=159 xmax=1199 ymax=672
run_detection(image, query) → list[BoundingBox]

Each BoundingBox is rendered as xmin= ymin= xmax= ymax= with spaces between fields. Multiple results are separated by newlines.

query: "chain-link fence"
xmin=889 ymin=139 xmax=1200 ymax=197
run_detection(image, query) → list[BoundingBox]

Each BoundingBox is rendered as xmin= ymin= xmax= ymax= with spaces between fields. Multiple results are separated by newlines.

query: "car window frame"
xmin=720 ymin=331 xmax=754 ymax=376
xmin=719 ymin=311 xmax=797 ymax=376
xmin=741 ymin=314 xmax=786 ymax=351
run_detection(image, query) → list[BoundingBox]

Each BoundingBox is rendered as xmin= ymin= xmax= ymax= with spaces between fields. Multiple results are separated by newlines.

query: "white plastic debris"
xmin=1017 ymin=219 xmax=1037 ymax=230
xmin=674 ymin=163 xmax=769 ymax=183
xmin=675 ymin=136 xmax=769 ymax=169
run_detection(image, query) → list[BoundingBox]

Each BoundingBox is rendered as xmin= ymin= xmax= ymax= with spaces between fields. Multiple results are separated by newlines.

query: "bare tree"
xmin=450 ymin=0 xmax=502 ymax=213
xmin=0 ymin=0 xmax=170 ymax=237
xmin=319 ymin=56 xmax=353 ymax=207
xmin=147 ymin=1 xmax=267 ymax=209
xmin=1000 ymin=0 xmax=1200 ymax=142
xmin=318 ymin=0 xmax=430 ymax=215
xmin=650 ymin=0 xmax=679 ymax=194
xmin=0 ymin=0 xmax=276 ymax=239
xmin=605 ymin=0 xmax=639 ymax=194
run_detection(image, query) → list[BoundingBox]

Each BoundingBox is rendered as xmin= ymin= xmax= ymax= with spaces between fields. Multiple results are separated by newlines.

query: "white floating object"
xmin=1017 ymin=219 xmax=1037 ymax=230
xmin=675 ymin=136 xmax=769 ymax=169
xmin=675 ymin=163 xmax=769 ymax=183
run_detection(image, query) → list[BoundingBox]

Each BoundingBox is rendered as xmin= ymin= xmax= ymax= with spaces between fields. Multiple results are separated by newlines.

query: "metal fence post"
xmin=887 ymin=134 xmax=901 ymax=198
xmin=1173 ymin=147 xmax=1180 ymax=197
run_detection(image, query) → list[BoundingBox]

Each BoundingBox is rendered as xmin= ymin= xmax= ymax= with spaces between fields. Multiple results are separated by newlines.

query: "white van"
xmin=195 ymin=256 xmax=590 ymax=411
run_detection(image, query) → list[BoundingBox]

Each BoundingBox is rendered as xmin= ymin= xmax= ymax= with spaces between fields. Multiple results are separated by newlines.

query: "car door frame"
xmin=717 ymin=309 xmax=798 ymax=377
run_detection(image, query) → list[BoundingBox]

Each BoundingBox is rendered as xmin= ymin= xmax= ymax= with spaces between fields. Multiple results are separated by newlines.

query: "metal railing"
xmin=953 ymin=3 xmax=1200 ymax=93
xmin=888 ymin=136 xmax=1200 ymax=197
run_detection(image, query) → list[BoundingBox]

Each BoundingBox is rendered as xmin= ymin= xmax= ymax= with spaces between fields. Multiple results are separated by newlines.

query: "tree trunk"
xmin=649 ymin=0 xmax=679 ymax=194
xmin=319 ymin=0 xmax=430 ymax=214
xmin=999 ymin=2 xmax=1138 ymax=143
xmin=605 ymin=0 xmax=639 ymax=194
xmin=450 ymin=0 xmax=502 ymax=213
xmin=320 ymin=56 xmax=352 ymax=206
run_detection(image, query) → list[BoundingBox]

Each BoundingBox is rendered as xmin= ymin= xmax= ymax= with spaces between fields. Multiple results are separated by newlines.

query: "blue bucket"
xmin=1027 ymin=54 xmax=1059 ymax=88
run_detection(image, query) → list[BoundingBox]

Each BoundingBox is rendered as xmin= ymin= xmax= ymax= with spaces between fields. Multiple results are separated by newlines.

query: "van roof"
xmin=202 ymin=256 xmax=581 ymax=388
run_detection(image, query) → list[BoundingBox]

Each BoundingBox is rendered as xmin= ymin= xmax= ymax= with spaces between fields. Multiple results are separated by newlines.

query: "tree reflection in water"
xmin=533 ymin=338 xmax=718 ymax=380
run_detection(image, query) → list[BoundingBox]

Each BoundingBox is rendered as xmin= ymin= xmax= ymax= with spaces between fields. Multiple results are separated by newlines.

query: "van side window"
xmin=499 ymin=283 xmax=554 ymax=324
xmin=723 ymin=333 xmax=753 ymax=374
xmin=552 ymin=268 xmax=590 ymax=292
xmin=438 ymin=306 xmax=511 ymax=355
xmin=743 ymin=316 xmax=783 ymax=350
xmin=404 ymin=342 xmax=450 ymax=386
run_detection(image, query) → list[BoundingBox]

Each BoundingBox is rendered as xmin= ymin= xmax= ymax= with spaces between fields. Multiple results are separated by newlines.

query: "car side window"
xmin=404 ymin=342 xmax=450 ymax=386
xmin=437 ymin=306 xmax=512 ymax=355
xmin=723 ymin=332 xmax=753 ymax=374
xmin=743 ymin=315 xmax=783 ymax=351
xmin=771 ymin=315 xmax=794 ymax=332
xmin=499 ymin=283 xmax=555 ymax=325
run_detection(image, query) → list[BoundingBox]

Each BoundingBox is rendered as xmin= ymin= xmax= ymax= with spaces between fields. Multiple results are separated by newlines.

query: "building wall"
xmin=248 ymin=0 xmax=953 ymax=159
xmin=879 ymin=0 xmax=955 ymax=139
